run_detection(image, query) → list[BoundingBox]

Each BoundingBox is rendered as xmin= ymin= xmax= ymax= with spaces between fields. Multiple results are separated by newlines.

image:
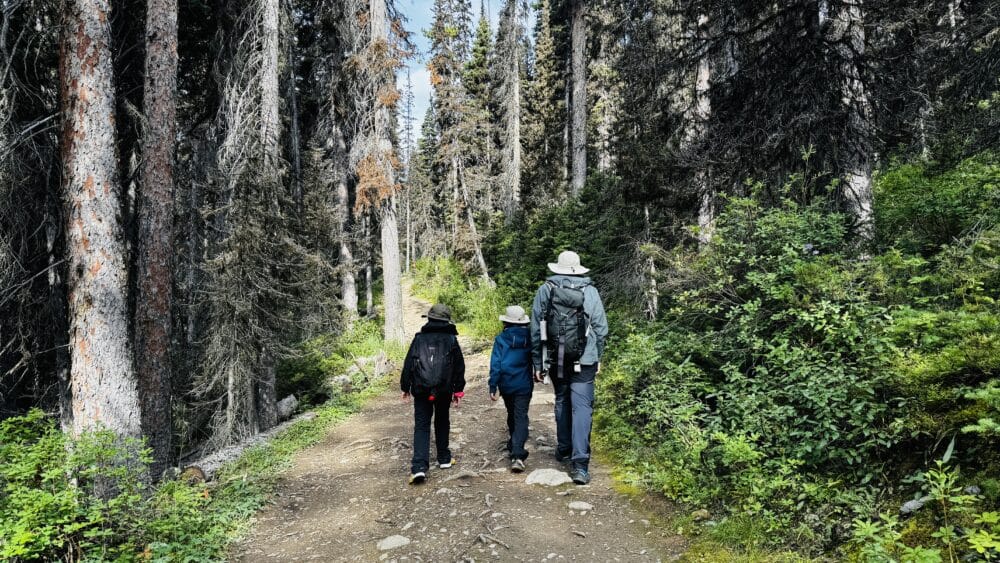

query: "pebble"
xmin=568 ymin=501 xmax=594 ymax=511
xmin=376 ymin=535 xmax=410 ymax=551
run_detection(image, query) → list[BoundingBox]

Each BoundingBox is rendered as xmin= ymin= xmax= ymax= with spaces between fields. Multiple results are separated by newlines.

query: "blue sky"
xmin=396 ymin=0 xmax=500 ymax=143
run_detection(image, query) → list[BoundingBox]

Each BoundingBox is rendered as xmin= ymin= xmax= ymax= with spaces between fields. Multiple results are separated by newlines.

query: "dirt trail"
xmin=234 ymin=287 xmax=684 ymax=562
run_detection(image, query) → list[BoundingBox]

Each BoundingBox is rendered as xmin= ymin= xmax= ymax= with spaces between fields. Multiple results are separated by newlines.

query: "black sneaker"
xmin=510 ymin=458 xmax=526 ymax=473
xmin=571 ymin=467 xmax=590 ymax=485
xmin=409 ymin=471 xmax=426 ymax=485
xmin=555 ymin=451 xmax=572 ymax=464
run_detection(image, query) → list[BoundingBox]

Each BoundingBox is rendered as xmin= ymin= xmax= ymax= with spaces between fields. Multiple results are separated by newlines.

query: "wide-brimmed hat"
xmin=547 ymin=251 xmax=589 ymax=275
xmin=422 ymin=303 xmax=453 ymax=323
xmin=499 ymin=305 xmax=530 ymax=325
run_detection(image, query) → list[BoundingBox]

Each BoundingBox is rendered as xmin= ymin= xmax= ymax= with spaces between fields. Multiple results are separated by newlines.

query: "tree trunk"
xmin=643 ymin=204 xmax=658 ymax=320
xmin=569 ymin=0 xmax=587 ymax=196
xmin=256 ymin=352 xmax=277 ymax=430
xmin=333 ymin=121 xmax=358 ymax=318
xmin=693 ymin=14 xmax=714 ymax=246
xmin=827 ymin=0 xmax=874 ymax=243
xmin=136 ymin=0 xmax=178 ymax=478
xmin=287 ymin=17 xmax=303 ymax=213
xmin=60 ymin=0 xmax=142 ymax=440
xmin=457 ymin=159 xmax=492 ymax=283
xmin=380 ymin=199 xmax=405 ymax=342
xmin=364 ymin=215 xmax=374 ymax=317
xmin=508 ymin=54 xmax=522 ymax=216
xmin=369 ymin=0 xmax=404 ymax=343
xmin=261 ymin=0 xmax=281 ymax=175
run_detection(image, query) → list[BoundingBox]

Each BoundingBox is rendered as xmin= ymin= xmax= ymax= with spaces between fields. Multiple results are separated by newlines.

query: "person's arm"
xmin=588 ymin=287 xmax=609 ymax=361
xmin=488 ymin=337 xmax=503 ymax=395
xmin=451 ymin=337 xmax=466 ymax=394
xmin=400 ymin=338 xmax=417 ymax=394
xmin=530 ymin=284 xmax=548 ymax=373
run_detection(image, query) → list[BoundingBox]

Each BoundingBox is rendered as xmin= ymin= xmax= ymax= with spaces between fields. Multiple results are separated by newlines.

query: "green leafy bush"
xmin=875 ymin=153 xmax=1000 ymax=254
xmin=596 ymin=194 xmax=900 ymax=549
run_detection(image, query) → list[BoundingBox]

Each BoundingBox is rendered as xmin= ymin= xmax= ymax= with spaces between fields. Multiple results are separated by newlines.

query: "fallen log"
xmin=180 ymin=411 xmax=317 ymax=482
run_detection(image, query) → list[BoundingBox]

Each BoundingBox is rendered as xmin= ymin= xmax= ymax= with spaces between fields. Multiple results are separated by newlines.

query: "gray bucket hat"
xmin=499 ymin=305 xmax=530 ymax=325
xmin=547 ymin=250 xmax=590 ymax=275
xmin=422 ymin=303 xmax=453 ymax=323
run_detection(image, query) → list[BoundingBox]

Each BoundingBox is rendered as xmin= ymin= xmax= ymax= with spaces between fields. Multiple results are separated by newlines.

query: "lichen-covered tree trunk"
xmin=60 ymin=0 xmax=141 ymax=440
xmin=569 ymin=0 xmax=587 ymax=196
xmin=136 ymin=0 xmax=178 ymax=478
xmin=826 ymin=0 xmax=874 ymax=243
xmin=257 ymin=0 xmax=281 ymax=428
xmin=693 ymin=14 xmax=714 ymax=246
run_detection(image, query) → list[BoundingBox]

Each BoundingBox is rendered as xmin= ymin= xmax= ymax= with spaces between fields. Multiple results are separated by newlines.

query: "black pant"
xmin=502 ymin=393 xmax=532 ymax=460
xmin=411 ymin=395 xmax=451 ymax=473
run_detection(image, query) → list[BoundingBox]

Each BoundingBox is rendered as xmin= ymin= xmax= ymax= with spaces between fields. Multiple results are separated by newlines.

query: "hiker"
xmin=530 ymin=251 xmax=608 ymax=485
xmin=400 ymin=303 xmax=466 ymax=485
xmin=488 ymin=305 xmax=534 ymax=473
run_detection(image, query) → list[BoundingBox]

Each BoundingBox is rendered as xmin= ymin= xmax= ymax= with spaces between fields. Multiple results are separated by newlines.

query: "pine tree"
xmin=494 ymin=0 xmax=529 ymax=216
xmin=523 ymin=0 xmax=566 ymax=206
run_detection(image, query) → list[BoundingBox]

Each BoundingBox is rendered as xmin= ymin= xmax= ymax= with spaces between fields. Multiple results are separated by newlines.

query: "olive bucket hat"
xmin=423 ymin=303 xmax=453 ymax=323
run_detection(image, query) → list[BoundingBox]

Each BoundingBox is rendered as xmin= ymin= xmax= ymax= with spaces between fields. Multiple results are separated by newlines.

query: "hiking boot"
xmin=570 ymin=467 xmax=591 ymax=485
xmin=510 ymin=458 xmax=526 ymax=473
xmin=555 ymin=452 xmax=572 ymax=464
xmin=408 ymin=471 xmax=426 ymax=485
xmin=439 ymin=458 xmax=455 ymax=469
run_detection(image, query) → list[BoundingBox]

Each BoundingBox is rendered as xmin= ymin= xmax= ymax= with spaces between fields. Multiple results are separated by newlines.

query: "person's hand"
xmin=452 ymin=391 xmax=465 ymax=406
xmin=489 ymin=391 xmax=499 ymax=401
xmin=401 ymin=391 xmax=410 ymax=401
xmin=533 ymin=371 xmax=545 ymax=383
xmin=596 ymin=362 xmax=602 ymax=374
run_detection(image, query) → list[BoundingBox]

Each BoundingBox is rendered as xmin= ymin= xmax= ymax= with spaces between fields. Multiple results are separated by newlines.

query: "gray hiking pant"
xmin=551 ymin=363 xmax=596 ymax=469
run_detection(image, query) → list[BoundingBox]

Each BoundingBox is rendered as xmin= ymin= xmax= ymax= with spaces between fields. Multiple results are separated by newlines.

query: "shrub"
xmin=411 ymin=256 xmax=514 ymax=341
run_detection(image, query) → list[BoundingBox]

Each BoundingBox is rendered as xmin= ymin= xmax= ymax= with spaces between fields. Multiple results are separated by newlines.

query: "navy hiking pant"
xmin=502 ymin=393 xmax=532 ymax=460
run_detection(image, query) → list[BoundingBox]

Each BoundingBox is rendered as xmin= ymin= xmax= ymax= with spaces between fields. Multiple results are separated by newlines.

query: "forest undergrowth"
xmin=411 ymin=152 xmax=1000 ymax=560
xmin=0 ymin=321 xmax=399 ymax=561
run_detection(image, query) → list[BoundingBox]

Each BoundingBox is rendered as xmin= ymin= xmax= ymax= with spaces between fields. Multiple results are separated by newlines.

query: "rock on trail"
xmin=231 ymin=283 xmax=685 ymax=561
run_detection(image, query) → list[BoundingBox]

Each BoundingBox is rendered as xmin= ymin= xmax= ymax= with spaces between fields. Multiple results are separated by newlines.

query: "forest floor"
xmin=232 ymin=287 xmax=686 ymax=562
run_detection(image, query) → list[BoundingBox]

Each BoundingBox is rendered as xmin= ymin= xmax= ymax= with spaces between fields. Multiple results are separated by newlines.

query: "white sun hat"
xmin=499 ymin=305 xmax=530 ymax=324
xmin=547 ymin=250 xmax=590 ymax=275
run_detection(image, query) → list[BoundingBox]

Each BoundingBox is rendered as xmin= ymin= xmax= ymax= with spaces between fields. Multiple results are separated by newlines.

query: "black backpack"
xmin=410 ymin=332 xmax=455 ymax=398
xmin=544 ymin=280 xmax=588 ymax=369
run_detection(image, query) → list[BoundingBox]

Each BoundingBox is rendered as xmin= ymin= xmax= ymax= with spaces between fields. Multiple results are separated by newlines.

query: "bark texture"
xmin=825 ymin=0 xmax=874 ymax=242
xmin=136 ymin=0 xmax=178 ymax=477
xmin=569 ymin=0 xmax=587 ymax=196
xmin=60 ymin=0 xmax=142 ymax=439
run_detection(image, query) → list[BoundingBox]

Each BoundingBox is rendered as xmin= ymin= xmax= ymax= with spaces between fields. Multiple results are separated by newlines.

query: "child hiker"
xmin=400 ymin=303 xmax=466 ymax=485
xmin=488 ymin=305 xmax=534 ymax=473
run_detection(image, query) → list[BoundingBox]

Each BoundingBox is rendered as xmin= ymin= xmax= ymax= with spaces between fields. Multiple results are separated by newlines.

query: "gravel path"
xmin=233 ymin=287 xmax=685 ymax=562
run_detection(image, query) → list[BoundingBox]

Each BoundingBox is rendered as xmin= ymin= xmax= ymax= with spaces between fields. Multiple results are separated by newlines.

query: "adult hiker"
xmin=400 ymin=303 xmax=467 ymax=485
xmin=488 ymin=305 xmax=534 ymax=473
xmin=530 ymin=251 xmax=608 ymax=485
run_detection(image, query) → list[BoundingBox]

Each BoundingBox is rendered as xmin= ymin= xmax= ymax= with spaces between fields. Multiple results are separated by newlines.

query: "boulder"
xmin=276 ymin=395 xmax=298 ymax=420
xmin=376 ymin=535 xmax=410 ymax=551
xmin=525 ymin=468 xmax=573 ymax=487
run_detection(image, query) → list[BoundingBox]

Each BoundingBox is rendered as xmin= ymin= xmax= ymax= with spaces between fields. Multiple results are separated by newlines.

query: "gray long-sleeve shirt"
xmin=530 ymin=274 xmax=608 ymax=369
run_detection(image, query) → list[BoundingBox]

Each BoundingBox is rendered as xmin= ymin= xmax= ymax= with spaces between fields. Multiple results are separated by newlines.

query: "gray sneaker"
xmin=510 ymin=458 xmax=526 ymax=473
xmin=570 ymin=467 xmax=590 ymax=485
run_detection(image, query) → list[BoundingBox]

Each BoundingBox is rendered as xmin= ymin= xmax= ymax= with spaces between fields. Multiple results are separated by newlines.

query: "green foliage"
xmin=851 ymin=459 xmax=1000 ymax=562
xmin=875 ymin=153 xmax=1000 ymax=254
xmin=278 ymin=319 xmax=401 ymax=406
xmin=0 ymin=326 xmax=391 ymax=561
xmin=411 ymin=256 xmax=514 ymax=340
xmin=594 ymin=194 xmax=899 ymax=550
